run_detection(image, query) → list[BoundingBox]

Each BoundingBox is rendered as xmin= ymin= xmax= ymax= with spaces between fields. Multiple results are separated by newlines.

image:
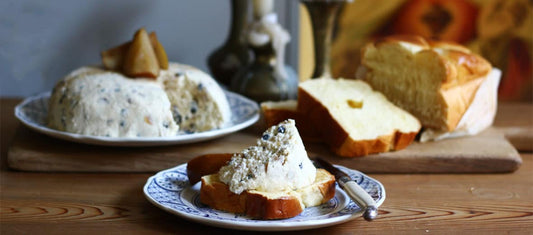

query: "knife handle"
xmin=340 ymin=177 xmax=378 ymax=221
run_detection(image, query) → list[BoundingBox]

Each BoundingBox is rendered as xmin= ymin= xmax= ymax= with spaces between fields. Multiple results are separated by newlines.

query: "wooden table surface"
xmin=1 ymin=98 xmax=532 ymax=234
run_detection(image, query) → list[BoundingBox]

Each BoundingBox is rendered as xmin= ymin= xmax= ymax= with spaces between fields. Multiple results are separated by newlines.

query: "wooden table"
xmin=1 ymin=98 xmax=532 ymax=234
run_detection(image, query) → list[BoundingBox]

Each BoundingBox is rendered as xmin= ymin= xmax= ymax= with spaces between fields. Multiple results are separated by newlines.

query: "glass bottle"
xmin=231 ymin=42 xmax=298 ymax=103
xmin=207 ymin=0 xmax=250 ymax=87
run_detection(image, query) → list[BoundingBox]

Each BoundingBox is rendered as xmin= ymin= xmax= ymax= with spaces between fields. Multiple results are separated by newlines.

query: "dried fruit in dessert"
xmin=149 ymin=32 xmax=169 ymax=69
xmin=123 ymin=28 xmax=160 ymax=78
xmin=101 ymin=28 xmax=169 ymax=78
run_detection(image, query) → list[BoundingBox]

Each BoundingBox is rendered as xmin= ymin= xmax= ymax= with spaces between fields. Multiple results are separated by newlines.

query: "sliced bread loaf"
xmin=358 ymin=35 xmax=492 ymax=131
xmin=297 ymin=78 xmax=421 ymax=157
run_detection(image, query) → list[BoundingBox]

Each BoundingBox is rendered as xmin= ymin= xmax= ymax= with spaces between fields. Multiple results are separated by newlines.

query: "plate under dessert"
xmin=143 ymin=163 xmax=386 ymax=231
xmin=14 ymin=91 xmax=259 ymax=147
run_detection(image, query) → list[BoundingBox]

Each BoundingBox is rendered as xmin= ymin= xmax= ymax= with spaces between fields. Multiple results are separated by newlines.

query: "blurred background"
xmin=321 ymin=0 xmax=533 ymax=102
xmin=0 ymin=0 xmax=299 ymax=97
xmin=2 ymin=0 xmax=531 ymax=102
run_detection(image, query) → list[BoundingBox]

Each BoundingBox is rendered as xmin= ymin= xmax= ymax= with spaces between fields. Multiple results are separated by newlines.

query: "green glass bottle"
xmin=207 ymin=0 xmax=250 ymax=87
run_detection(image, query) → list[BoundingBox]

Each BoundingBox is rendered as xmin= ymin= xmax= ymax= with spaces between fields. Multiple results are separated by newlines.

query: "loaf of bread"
xmin=297 ymin=78 xmax=421 ymax=157
xmin=358 ymin=35 xmax=492 ymax=132
xmin=420 ymin=68 xmax=501 ymax=141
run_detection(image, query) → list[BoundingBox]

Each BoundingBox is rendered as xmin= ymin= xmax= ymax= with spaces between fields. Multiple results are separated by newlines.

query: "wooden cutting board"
xmin=7 ymin=124 xmax=522 ymax=173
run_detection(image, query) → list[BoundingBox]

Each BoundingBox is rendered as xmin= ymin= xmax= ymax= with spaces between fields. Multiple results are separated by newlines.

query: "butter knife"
xmin=314 ymin=158 xmax=378 ymax=221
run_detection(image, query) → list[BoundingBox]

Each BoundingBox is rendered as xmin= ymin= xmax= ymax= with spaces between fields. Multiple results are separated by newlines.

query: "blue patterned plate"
xmin=14 ymin=91 xmax=259 ymax=146
xmin=143 ymin=164 xmax=386 ymax=231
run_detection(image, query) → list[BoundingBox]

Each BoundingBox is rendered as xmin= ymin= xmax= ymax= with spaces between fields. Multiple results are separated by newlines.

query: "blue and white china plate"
xmin=143 ymin=164 xmax=386 ymax=231
xmin=14 ymin=91 xmax=259 ymax=147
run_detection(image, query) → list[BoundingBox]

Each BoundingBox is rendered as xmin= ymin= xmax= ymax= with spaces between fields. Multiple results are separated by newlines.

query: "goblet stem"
xmin=301 ymin=0 xmax=344 ymax=79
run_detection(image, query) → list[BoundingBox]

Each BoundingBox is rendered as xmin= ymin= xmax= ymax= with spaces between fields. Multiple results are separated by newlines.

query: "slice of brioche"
xmin=359 ymin=35 xmax=492 ymax=131
xmin=187 ymin=153 xmax=233 ymax=185
xmin=260 ymin=101 xmax=322 ymax=142
xmin=298 ymin=78 xmax=421 ymax=157
xmin=200 ymin=168 xmax=335 ymax=220
xmin=260 ymin=100 xmax=298 ymax=128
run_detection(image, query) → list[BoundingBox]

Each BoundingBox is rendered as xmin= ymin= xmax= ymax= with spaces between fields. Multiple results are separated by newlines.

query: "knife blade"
xmin=313 ymin=158 xmax=378 ymax=221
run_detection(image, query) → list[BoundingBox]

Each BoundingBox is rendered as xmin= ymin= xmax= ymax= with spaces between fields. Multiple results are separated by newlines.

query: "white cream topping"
xmin=48 ymin=62 xmax=231 ymax=137
xmin=48 ymin=68 xmax=179 ymax=137
xmin=218 ymin=119 xmax=316 ymax=194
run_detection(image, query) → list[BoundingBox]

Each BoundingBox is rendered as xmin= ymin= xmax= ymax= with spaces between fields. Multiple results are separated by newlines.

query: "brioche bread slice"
xmin=200 ymin=168 xmax=335 ymax=220
xmin=298 ymin=78 xmax=421 ymax=157
xmin=260 ymin=100 xmax=298 ymax=128
xmin=260 ymin=101 xmax=322 ymax=142
xmin=359 ymin=35 xmax=492 ymax=131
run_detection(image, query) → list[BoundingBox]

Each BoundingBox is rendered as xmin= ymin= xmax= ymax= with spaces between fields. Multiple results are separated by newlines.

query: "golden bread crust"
xmin=297 ymin=88 xmax=349 ymax=150
xmin=361 ymin=35 xmax=492 ymax=131
xmin=199 ymin=169 xmax=336 ymax=220
xmin=200 ymin=174 xmax=247 ymax=213
xmin=297 ymin=85 xmax=419 ymax=157
xmin=261 ymin=99 xmax=323 ymax=143
xmin=260 ymin=102 xmax=298 ymax=128
xmin=187 ymin=153 xmax=233 ymax=185
xmin=245 ymin=193 xmax=303 ymax=219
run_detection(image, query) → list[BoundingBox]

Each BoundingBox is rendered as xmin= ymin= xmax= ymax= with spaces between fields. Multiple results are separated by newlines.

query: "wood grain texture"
xmin=2 ymin=99 xmax=533 ymax=234
xmin=6 ymin=124 xmax=522 ymax=173
xmin=5 ymin=100 xmax=529 ymax=173
xmin=1 ymin=156 xmax=532 ymax=234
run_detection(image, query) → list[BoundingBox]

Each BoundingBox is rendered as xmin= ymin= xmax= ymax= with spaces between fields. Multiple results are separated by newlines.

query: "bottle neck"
xmin=227 ymin=0 xmax=248 ymax=44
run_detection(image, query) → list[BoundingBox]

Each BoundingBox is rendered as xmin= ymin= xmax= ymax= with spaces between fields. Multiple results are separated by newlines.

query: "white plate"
xmin=14 ymin=91 xmax=259 ymax=147
xmin=143 ymin=164 xmax=386 ymax=231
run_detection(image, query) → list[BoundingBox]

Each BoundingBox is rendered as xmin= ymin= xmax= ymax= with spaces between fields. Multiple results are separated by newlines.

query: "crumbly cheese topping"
xmin=218 ymin=119 xmax=316 ymax=194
